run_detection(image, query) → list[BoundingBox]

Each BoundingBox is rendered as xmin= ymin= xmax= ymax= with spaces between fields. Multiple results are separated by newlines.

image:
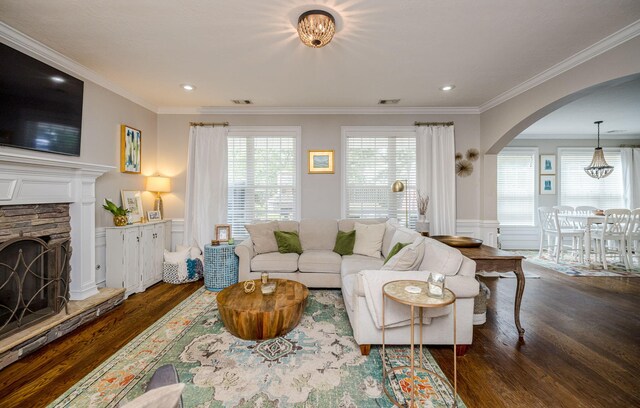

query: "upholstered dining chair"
xmin=538 ymin=207 xmax=584 ymax=263
xmin=626 ymin=209 xmax=640 ymax=268
xmin=592 ymin=209 xmax=631 ymax=270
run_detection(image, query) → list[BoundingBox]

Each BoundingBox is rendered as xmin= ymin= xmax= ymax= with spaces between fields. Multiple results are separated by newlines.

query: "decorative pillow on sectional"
xmin=382 ymin=237 xmax=426 ymax=271
xmin=274 ymin=231 xmax=303 ymax=254
xmin=384 ymin=242 xmax=410 ymax=264
xmin=353 ymin=222 xmax=386 ymax=258
xmin=333 ymin=230 xmax=356 ymax=255
xmin=245 ymin=221 xmax=279 ymax=254
xmin=176 ymin=244 xmax=204 ymax=263
xmin=164 ymin=248 xmax=189 ymax=279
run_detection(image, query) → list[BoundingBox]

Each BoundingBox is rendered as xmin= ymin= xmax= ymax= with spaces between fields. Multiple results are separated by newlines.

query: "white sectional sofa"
xmin=235 ymin=218 xmax=479 ymax=354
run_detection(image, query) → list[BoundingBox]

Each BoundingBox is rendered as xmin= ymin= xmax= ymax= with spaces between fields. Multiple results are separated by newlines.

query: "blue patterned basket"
xmin=204 ymin=244 xmax=239 ymax=291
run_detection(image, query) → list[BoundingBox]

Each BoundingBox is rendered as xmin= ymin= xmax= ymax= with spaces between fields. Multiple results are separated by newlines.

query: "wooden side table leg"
xmin=513 ymin=261 xmax=526 ymax=338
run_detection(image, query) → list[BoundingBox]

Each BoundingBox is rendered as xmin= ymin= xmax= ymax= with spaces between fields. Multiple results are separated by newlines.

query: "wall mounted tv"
xmin=0 ymin=43 xmax=83 ymax=156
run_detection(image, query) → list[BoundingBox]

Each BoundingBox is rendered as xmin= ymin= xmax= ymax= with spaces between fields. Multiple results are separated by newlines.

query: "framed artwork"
xmin=121 ymin=125 xmax=142 ymax=174
xmin=540 ymin=175 xmax=556 ymax=195
xmin=540 ymin=154 xmax=556 ymax=175
xmin=308 ymin=150 xmax=335 ymax=174
xmin=215 ymin=224 xmax=231 ymax=242
xmin=147 ymin=210 xmax=161 ymax=221
xmin=121 ymin=190 xmax=144 ymax=223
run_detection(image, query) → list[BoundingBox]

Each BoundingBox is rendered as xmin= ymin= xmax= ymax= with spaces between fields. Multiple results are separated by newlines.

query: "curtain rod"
xmin=414 ymin=121 xmax=454 ymax=127
xmin=189 ymin=121 xmax=229 ymax=127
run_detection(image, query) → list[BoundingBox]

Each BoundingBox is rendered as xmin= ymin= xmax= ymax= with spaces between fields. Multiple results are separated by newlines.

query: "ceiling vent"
xmin=231 ymin=99 xmax=253 ymax=105
xmin=378 ymin=99 xmax=400 ymax=105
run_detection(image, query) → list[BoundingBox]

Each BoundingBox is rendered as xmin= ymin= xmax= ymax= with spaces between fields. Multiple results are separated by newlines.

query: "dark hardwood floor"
xmin=0 ymin=262 xmax=638 ymax=407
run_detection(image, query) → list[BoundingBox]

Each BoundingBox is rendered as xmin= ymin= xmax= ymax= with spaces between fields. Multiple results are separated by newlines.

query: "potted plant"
xmin=103 ymin=199 xmax=130 ymax=226
xmin=417 ymin=191 xmax=429 ymax=223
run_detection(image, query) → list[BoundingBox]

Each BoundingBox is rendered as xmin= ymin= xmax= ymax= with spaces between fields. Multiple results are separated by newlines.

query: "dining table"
xmin=557 ymin=213 xmax=605 ymax=264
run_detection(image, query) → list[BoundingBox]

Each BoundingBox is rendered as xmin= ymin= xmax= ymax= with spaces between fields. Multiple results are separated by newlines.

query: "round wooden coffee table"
xmin=216 ymin=279 xmax=309 ymax=340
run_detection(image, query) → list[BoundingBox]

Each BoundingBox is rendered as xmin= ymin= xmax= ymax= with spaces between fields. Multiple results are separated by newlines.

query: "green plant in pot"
xmin=103 ymin=199 xmax=130 ymax=226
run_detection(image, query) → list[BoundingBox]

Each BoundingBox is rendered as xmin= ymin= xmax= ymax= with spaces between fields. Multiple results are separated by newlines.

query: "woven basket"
xmin=163 ymin=262 xmax=201 ymax=284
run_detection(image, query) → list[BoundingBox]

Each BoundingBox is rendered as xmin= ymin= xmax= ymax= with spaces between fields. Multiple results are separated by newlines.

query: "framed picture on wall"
xmin=121 ymin=190 xmax=144 ymax=223
xmin=540 ymin=175 xmax=556 ymax=195
xmin=540 ymin=154 xmax=556 ymax=175
xmin=121 ymin=125 xmax=142 ymax=174
xmin=308 ymin=150 xmax=335 ymax=174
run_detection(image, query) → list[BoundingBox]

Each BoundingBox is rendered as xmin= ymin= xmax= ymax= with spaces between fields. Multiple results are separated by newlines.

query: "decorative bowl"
xmin=593 ymin=209 xmax=605 ymax=216
xmin=431 ymin=235 xmax=483 ymax=248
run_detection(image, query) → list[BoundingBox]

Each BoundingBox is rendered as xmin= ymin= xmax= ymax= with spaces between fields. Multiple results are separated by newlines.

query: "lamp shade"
xmin=146 ymin=176 xmax=171 ymax=193
xmin=391 ymin=180 xmax=405 ymax=192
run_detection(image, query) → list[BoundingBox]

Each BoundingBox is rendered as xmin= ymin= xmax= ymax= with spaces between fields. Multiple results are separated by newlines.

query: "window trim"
xmin=340 ymin=126 xmax=417 ymax=220
xmin=227 ymin=126 xmax=302 ymax=222
xmin=497 ymin=147 xmax=539 ymax=227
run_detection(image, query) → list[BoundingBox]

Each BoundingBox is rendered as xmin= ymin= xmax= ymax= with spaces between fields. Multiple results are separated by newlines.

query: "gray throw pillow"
xmin=245 ymin=221 xmax=279 ymax=254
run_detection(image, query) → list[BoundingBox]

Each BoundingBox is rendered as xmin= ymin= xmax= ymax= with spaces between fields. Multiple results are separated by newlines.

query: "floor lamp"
xmin=391 ymin=179 xmax=408 ymax=228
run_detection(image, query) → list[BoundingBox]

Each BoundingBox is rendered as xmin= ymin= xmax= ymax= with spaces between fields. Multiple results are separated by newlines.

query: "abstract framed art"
xmin=121 ymin=125 xmax=142 ymax=174
xmin=540 ymin=154 xmax=556 ymax=175
xmin=308 ymin=150 xmax=334 ymax=174
xmin=540 ymin=175 xmax=556 ymax=195
xmin=121 ymin=190 xmax=144 ymax=223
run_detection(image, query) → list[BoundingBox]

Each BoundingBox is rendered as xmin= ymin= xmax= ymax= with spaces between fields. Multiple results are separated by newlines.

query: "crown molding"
xmin=0 ymin=22 xmax=158 ymax=113
xmin=515 ymin=133 xmax=640 ymax=140
xmin=479 ymin=19 xmax=640 ymax=113
xmin=156 ymin=106 xmax=481 ymax=115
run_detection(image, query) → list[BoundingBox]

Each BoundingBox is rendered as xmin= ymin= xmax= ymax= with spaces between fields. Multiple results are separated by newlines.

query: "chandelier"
xmin=297 ymin=10 xmax=335 ymax=48
xmin=584 ymin=120 xmax=614 ymax=179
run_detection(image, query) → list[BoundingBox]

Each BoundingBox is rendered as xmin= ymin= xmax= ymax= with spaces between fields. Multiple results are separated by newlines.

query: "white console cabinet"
xmin=106 ymin=220 xmax=171 ymax=298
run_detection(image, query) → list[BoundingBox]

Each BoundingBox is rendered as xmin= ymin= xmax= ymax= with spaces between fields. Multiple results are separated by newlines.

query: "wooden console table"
xmin=458 ymin=245 xmax=526 ymax=338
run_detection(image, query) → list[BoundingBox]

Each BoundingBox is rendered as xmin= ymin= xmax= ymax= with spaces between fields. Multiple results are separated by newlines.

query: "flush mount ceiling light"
xmin=180 ymin=84 xmax=195 ymax=91
xmin=297 ymin=10 xmax=335 ymax=48
xmin=584 ymin=120 xmax=614 ymax=179
xmin=440 ymin=85 xmax=455 ymax=91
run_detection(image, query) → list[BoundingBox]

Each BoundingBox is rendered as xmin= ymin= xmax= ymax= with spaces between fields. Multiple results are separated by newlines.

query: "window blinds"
xmin=344 ymin=132 xmax=416 ymax=227
xmin=228 ymin=133 xmax=298 ymax=239
xmin=559 ymin=148 xmax=623 ymax=209
xmin=497 ymin=150 xmax=536 ymax=226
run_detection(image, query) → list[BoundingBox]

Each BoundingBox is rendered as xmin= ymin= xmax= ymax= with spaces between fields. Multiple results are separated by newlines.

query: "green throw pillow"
xmin=384 ymin=242 xmax=410 ymax=264
xmin=333 ymin=230 xmax=356 ymax=256
xmin=274 ymin=231 xmax=303 ymax=254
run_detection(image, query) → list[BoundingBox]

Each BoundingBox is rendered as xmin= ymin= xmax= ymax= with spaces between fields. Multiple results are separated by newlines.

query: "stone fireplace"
xmin=0 ymin=204 xmax=72 ymax=340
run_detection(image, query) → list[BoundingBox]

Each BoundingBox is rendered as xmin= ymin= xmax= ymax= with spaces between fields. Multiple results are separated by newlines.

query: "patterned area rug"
xmin=49 ymin=288 xmax=465 ymax=407
xmin=516 ymin=250 xmax=640 ymax=277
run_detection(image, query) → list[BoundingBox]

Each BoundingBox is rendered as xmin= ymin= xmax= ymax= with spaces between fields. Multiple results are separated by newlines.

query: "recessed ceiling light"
xmin=51 ymin=76 xmax=65 ymax=83
xmin=180 ymin=84 xmax=196 ymax=91
xmin=440 ymin=85 xmax=455 ymax=91
xmin=378 ymin=99 xmax=400 ymax=105
xmin=231 ymin=99 xmax=253 ymax=105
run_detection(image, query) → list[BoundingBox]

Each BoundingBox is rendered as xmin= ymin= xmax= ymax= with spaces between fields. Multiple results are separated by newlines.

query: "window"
xmin=342 ymin=127 xmax=417 ymax=227
xmin=497 ymin=148 xmax=537 ymax=226
xmin=559 ymin=148 xmax=623 ymax=209
xmin=228 ymin=127 xmax=301 ymax=239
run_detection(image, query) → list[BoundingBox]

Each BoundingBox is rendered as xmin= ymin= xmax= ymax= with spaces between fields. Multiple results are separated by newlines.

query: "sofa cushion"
xmin=333 ymin=230 xmax=356 ymax=255
xmin=278 ymin=220 xmax=299 ymax=233
xmin=299 ymin=219 xmax=338 ymax=251
xmin=419 ymin=238 xmax=463 ymax=276
xmin=341 ymin=254 xmax=384 ymax=277
xmin=245 ymin=221 xmax=279 ymax=254
xmin=353 ymin=222 xmax=386 ymax=258
xmin=388 ymin=227 xmax=421 ymax=252
xmin=298 ymin=250 xmax=341 ymax=274
xmin=251 ymin=252 xmax=299 ymax=273
xmin=381 ymin=219 xmax=399 ymax=258
xmin=382 ymin=237 xmax=425 ymax=271
xmin=338 ymin=218 xmax=387 ymax=232
xmin=274 ymin=231 xmax=303 ymax=254
xmin=384 ymin=242 xmax=410 ymax=264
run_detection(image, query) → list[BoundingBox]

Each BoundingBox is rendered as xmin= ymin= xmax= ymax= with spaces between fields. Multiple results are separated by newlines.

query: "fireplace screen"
xmin=0 ymin=236 xmax=70 ymax=340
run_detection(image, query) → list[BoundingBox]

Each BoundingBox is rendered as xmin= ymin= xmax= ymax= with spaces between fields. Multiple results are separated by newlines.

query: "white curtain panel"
xmin=416 ymin=125 xmax=457 ymax=235
xmin=183 ymin=125 xmax=228 ymax=250
xmin=621 ymin=147 xmax=640 ymax=209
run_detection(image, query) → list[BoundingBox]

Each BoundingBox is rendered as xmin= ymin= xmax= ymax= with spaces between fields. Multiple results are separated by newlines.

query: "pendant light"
xmin=584 ymin=120 xmax=614 ymax=179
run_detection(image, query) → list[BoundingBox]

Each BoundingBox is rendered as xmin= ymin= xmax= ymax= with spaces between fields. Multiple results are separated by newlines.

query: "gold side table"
xmin=382 ymin=280 xmax=457 ymax=408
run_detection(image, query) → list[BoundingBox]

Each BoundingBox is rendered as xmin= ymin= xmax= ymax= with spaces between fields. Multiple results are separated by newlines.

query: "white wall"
xmin=156 ymin=113 xmax=483 ymax=222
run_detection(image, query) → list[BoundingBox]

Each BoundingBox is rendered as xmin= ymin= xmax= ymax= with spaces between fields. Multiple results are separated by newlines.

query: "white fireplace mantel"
xmin=0 ymin=151 xmax=114 ymax=300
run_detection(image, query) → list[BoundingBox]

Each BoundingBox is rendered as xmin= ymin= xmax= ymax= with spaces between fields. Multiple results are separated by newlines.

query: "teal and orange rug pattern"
xmin=50 ymin=288 xmax=465 ymax=407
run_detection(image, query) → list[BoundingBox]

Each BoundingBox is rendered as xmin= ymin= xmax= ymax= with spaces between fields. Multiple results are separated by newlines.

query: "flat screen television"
xmin=0 ymin=43 xmax=83 ymax=156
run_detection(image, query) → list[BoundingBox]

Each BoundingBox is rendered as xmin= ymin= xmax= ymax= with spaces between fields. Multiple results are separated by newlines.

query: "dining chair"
xmin=626 ymin=208 xmax=640 ymax=268
xmin=538 ymin=207 xmax=584 ymax=263
xmin=592 ymin=209 xmax=631 ymax=270
xmin=573 ymin=206 xmax=599 ymax=259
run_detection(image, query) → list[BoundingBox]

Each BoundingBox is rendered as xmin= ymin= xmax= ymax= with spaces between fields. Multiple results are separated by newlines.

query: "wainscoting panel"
xmin=95 ymin=228 xmax=106 ymax=288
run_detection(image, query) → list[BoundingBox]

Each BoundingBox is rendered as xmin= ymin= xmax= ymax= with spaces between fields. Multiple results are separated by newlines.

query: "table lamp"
xmin=391 ymin=179 xmax=408 ymax=228
xmin=146 ymin=176 xmax=171 ymax=218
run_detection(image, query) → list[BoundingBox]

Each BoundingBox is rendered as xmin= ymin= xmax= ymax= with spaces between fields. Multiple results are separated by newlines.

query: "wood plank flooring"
xmin=0 ymin=262 xmax=638 ymax=407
